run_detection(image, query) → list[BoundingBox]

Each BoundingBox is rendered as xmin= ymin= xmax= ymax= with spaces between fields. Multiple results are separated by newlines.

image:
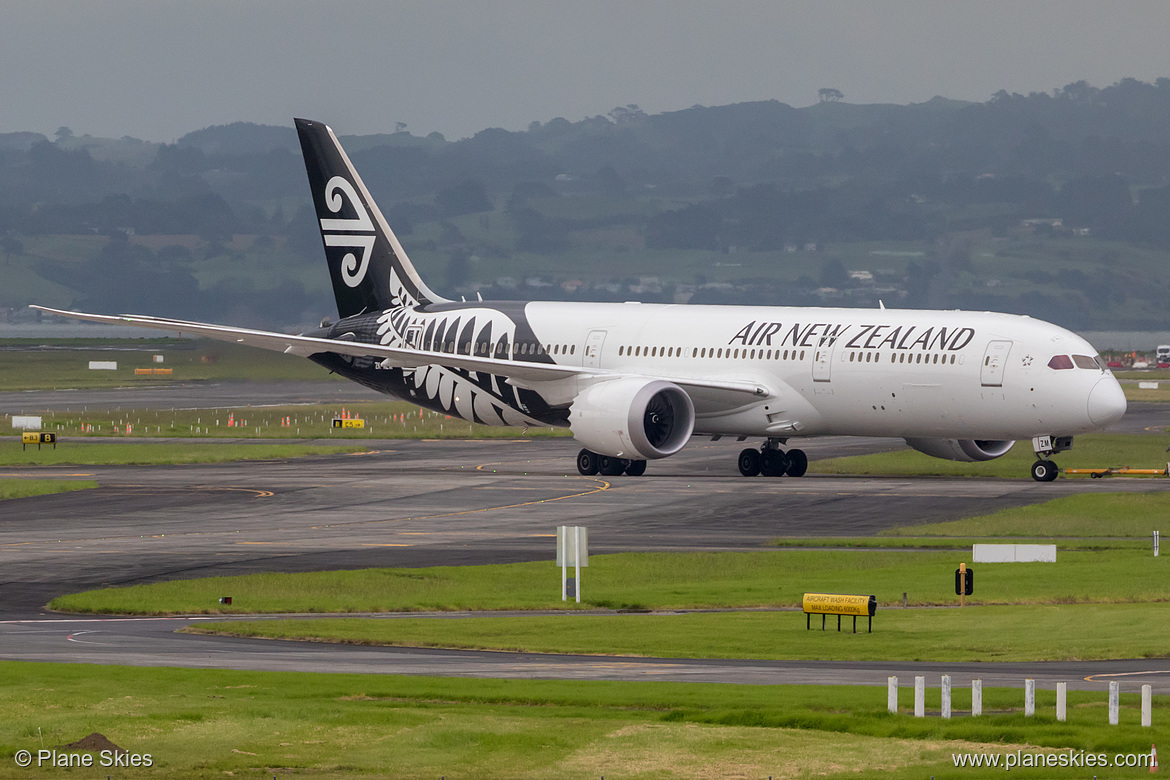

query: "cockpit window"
xmin=1047 ymin=355 xmax=1074 ymax=370
xmin=1093 ymin=355 xmax=1109 ymax=371
xmin=1072 ymin=355 xmax=1098 ymax=370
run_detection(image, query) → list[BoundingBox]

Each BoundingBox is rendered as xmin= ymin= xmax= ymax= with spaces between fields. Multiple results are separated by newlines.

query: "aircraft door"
xmin=980 ymin=340 xmax=1012 ymax=387
xmin=812 ymin=336 xmax=835 ymax=382
xmin=583 ymin=329 xmax=606 ymax=368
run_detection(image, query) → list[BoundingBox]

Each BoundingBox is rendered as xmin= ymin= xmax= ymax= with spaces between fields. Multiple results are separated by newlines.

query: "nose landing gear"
xmin=1030 ymin=435 xmax=1072 ymax=482
xmin=738 ymin=439 xmax=808 ymax=477
xmin=1030 ymin=459 xmax=1059 ymax=482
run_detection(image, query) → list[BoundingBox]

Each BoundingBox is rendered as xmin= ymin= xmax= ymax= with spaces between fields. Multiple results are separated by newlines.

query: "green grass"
xmin=885 ymin=492 xmax=1170 ymax=538
xmin=192 ymin=602 xmax=1170 ymax=662
xmin=0 ymin=478 xmax=97 ymax=499
xmin=7 ymin=400 xmax=573 ymax=439
xmin=0 ymin=661 xmax=1162 ymax=779
xmin=810 ymin=433 xmax=1170 ymax=478
xmin=48 ymin=547 xmax=1170 ymax=615
xmin=0 ymin=338 xmax=339 ymax=391
xmin=1124 ymin=384 xmax=1170 ymax=401
xmin=0 ymin=441 xmax=365 ymax=466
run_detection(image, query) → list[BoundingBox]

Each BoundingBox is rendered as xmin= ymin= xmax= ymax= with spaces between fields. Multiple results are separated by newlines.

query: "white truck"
xmin=1157 ymin=345 xmax=1170 ymax=365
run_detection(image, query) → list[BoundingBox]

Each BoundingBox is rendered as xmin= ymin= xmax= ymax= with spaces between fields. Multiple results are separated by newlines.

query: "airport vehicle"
xmin=34 ymin=119 xmax=1127 ymax=481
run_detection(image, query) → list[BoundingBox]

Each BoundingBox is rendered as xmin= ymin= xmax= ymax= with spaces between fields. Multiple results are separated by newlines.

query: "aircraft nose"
xmin=1087 ymin=377 xmax=1127 ymax=427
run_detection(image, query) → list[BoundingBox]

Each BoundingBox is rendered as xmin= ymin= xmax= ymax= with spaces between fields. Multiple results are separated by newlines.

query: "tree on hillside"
xmin=1 ymin=236 xmax=22 ymax=264
xmin=818 ymin=88 xmax=844 ymax=103
xmin=608 ymin=104 xmax=647 ymax=125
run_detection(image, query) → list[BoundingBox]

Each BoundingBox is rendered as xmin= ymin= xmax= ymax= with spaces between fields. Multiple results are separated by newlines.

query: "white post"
xmin=941 ymin=675 xmax=952 ymax=719
xmin=888 ymin=676 xmax=898 ymax=714
xmin=1143 ymin=684 xmax=1152 ymax=727
xmin=1056 ymin=682 xmax=1067 ymax=722
xmin=972 ymin=679 xmax=982 ymax=717
xmin=574 ymin=526 xmax=581 ymax=604
xmin=1025 ymin=678 xmax=1035 ymax=717
xmin=1109 ymin=681 xmax=1120 ymax=725
xmin=560 ymin=527 xmax=567 ymax=602
xmin=1155 ymin=530 xmax=1160 ymax=557
xmin=914 ymin=676 xmax=925 ymax=718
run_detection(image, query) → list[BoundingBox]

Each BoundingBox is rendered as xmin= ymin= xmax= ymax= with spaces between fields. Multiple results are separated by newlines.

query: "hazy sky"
xmin=5 ymin=1 xmax=1170 ymax=142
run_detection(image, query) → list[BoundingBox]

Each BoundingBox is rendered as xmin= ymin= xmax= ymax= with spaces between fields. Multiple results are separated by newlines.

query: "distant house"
xmin=848 ymin=270 xmax=873 ymax=283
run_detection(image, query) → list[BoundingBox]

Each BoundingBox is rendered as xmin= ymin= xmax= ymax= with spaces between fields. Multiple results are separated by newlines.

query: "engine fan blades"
xmin=643 ymin=392 xmax=676 ymax=448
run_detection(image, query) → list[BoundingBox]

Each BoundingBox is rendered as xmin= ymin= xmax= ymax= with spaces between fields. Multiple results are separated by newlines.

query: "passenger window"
xmin=1048 ymin=355 xmax=1074 ymax=370
xmin=1072 ymin=355 xmax=1098 ymax=370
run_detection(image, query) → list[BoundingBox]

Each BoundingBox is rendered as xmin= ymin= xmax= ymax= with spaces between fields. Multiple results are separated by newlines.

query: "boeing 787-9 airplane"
xmin=35 ymin=119 xmax=1127 ymax=481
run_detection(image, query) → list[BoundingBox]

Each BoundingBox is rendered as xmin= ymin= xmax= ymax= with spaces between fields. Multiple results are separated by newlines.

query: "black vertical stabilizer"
xmin=294 ymin=118 xmax=446 ymax=317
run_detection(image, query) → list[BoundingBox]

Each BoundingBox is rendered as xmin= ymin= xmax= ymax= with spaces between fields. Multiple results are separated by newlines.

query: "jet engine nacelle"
xmin=569 ymin=378 xmax=695 ymax=459
xmin=904 ymin=438 xmax=1015 ymax=462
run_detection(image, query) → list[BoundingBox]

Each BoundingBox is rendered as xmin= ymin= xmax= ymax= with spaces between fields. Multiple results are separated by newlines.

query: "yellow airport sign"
xmin=802 ymin=593 xmax=876 ymax=617
xmin=21 ymin=432 xmax=57 ymax=449
xmin=332 ymin=418 xmax=365 ymax=429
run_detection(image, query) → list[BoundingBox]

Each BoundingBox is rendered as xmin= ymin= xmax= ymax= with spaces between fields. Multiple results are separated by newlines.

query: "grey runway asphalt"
xmin=1 ymin=386 xmax=1168 ymax=693
xmin=3 ymin=613 xmax=1170 ymax=693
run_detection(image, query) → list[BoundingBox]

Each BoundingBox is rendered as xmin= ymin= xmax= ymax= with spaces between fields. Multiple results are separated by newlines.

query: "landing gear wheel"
xmin=576 ymin=449 xmax=598 ymax=476
xmin=785 ymin=449 xmax=808 ymax=477
xmin=760 ymin=448 xmax=790 ymax=477
xmin=1031 ymin=459 xmax=1059 ymax=482
xmin=624 ymin=459 xmax=647 ymax=477
xmin=598 ymin=455 xmax=627 ymax=477
xmin=737 ymin=448 xmax=761 ymax=477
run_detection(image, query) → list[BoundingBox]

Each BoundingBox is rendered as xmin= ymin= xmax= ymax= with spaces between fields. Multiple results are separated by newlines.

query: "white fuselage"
xmin=516 ymin=301 xmax=1124 ymax=441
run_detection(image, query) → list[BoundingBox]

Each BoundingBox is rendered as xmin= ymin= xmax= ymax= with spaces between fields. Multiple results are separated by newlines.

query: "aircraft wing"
xmin=31 ymin=306 xmax=768 ymax=399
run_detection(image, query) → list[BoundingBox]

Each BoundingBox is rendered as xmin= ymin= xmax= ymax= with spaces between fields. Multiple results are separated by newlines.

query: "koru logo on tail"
xmin=320 ymin=176 xmax=375 ymax=287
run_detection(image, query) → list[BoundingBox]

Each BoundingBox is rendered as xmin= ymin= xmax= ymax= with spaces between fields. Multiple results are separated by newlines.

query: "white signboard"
xmin=973 ymin=544 xmax=1056 ymax=563
xmin=12 ymin=416 xmax=42 ymax=430
xmin=556 ymin=526 xmax=589 ymax=567
xmin=88 ymin=361 xmax=117 ymax=370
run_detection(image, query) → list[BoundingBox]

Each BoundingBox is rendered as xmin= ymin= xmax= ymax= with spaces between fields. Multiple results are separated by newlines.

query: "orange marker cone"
xmin=1151 ymin=744 xmax=1158 ymax=773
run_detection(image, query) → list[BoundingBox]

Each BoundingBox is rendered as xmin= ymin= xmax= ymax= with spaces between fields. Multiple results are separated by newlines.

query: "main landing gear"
xmin=1030 ymin=435 xmax=1073 ymax=482
xmin=738 ymin=439 xmax=808 ymax=478
xmin=576 ymin=449 xmax=647 ymax=477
